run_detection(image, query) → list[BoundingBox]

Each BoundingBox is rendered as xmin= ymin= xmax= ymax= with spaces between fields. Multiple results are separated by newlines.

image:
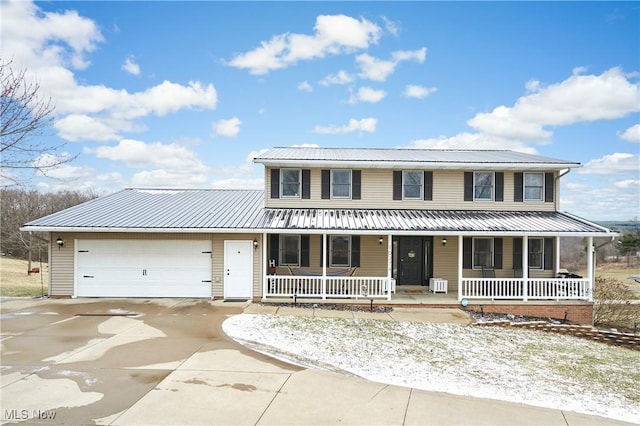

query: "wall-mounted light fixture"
xmin=378 ymin=236 xmax=384 ymax=245
xmin=56 ymin=237 xmax=64 ymax=250
xmin=253 ymin=239 xmax=259 ymax=249
xmin=441 ymin=237 xmax=447 ymax=246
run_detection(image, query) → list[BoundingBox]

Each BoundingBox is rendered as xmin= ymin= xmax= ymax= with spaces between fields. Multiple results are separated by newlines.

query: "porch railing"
xmin=264 ymin=275 xmax=393 ymax=300
xmin=461 ymin=277 xmax=591 ymax=301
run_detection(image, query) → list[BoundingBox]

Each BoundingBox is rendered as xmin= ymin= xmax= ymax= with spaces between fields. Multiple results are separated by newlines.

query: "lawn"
xmin=0 ymin=256 xmax=48 ymax=297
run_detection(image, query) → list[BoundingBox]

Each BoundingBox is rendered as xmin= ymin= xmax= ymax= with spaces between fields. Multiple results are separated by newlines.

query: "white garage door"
xmin=76 ymin=239 xmax=212 ymax=298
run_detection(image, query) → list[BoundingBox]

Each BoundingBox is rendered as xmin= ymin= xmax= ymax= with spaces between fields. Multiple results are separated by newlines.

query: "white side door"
xmin=224 ymin=240 xmax=253 ymax=299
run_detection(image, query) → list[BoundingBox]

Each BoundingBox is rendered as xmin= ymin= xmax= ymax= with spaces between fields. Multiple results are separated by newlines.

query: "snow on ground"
xmin=223 ymin=314 xmax=640 ymax=424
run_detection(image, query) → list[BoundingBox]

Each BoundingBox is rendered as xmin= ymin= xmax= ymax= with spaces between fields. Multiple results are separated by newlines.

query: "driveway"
xmin=0 ymin=298 xmax=632 ymax=425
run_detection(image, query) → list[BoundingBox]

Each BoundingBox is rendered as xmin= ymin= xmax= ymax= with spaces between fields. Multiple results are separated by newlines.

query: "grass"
xmin=0 ymin=256 xmax=48 ymax=297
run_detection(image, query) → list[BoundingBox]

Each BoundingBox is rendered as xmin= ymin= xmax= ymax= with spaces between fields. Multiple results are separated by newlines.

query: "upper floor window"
xmin=331 ymin=170 xmax=351 ymax=199
xmin=330 ymin=235 xmax=351 ymax=267
xmin=281 ymin=169 xmax=301 ymax=198
xmin=279 ymin=235 xmax=300 ymax=266
xmin=473 ymin=238 xmax=493 ymax=268
xmin=528 ymin=238 xmax=543 ymax=269
xmin=403 ymin=171 xmax=423 ymax=200
xmin=524 ymin=173 xmax=544 ymax=201
xmin=474 ymin=172 xmax=494 ymax=201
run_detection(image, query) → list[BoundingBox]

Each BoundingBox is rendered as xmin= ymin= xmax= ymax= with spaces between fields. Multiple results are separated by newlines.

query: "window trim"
xmin=280 ymin=168 xmax=301 ymax=199
xmin=473 ymin=171 xmax=494 ymax=201
xmin=524 ymin=172 xmax=544 ymax=202
xmin=402 ymin=170 xmax=423 ymax=200
xmin=528 ymin=238 xmax=544 ymax=269
xmin=279 ymin=234 xmax=301 ymax=266
xmin=331 ymin=169 xmax=352 ymax=199
xmin=472 ymin=237 xmax=494 ymax=269
xmin=329 ymin=235 xmax=351 ymax=267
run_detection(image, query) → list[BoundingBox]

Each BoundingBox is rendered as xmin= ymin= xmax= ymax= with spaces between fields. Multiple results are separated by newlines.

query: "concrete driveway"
xmin=0 ymin=298 xmax=632 ymax=425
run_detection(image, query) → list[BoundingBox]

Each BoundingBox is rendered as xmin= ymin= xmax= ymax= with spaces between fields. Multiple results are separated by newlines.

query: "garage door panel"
xmin=76 ymin=240 xmax=212 ymax=298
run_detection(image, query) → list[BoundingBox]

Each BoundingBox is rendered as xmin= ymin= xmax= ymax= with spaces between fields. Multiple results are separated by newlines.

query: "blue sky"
xmin=2 ymin=1 xmax=639 ymax=221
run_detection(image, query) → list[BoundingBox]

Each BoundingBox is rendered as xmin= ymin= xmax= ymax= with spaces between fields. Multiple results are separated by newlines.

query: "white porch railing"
xmin=461 ymin=278 xmax=591 ymax=301
xmin=264 ymin=275 xmax=393 ymax=300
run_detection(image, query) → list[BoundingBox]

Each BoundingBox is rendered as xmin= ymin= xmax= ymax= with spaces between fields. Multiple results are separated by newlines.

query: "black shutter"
xmin=270 ymin=169 xmax=280 ymax=199
xmin=393 ymin=171 xmax=402 ymax=200
xmin=543 ymin=238 xmax=554 ymax=270
xmin=301 ymin=235 xmax=310 ymax=267
xmin=513 ymin=237 xmax=523 ymax=269
xmin=494 ymin=238 xmax=503 ymax=269
xmin=495 ymin=172 xmax=504 ymax=202
xmin=423 ymin=171 xmax=433 ymax=201
xmin=352 ymin=170 xmax=361 ymax=200
xmin=545 ymin=173 xmax=554 ymax=202
xmin=351 ymin=236 xmax=360 ymax=267
xmin=464 ymin=172 xmax=473 ymax=201
xmin=514 ymin=173 xmax=523 ymax=202
xmin=301 ymin=169 xmax=311 ymax=199
xmin=463 ymin=237 xmax=472 ymax=269
xmin=269 ymin=234 xmax=279 ymax=266
xmin=321 ymin=170 xmax=330 ymax=199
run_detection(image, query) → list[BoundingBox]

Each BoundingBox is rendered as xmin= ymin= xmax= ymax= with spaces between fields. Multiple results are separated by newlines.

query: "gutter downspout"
xmin=555 ymin=168 xmax=571 ymax=211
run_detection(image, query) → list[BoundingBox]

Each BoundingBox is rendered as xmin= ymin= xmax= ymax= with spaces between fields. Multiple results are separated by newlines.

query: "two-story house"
xmin=22 ymin=147 xmax=617 ymax=324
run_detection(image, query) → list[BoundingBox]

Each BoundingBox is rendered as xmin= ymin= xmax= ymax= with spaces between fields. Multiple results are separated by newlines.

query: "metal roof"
xmin=253 ymin=147 xmax=581 ymax=170
xmin=22 ymin=188 xmax=615 ymax=237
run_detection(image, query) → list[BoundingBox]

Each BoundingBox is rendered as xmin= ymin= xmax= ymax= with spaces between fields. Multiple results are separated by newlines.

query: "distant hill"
xmin=597 ymin=221 xmax=639 ymax=235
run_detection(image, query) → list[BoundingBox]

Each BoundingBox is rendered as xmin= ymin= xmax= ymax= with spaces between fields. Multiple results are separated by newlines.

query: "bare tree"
xmin=1 ymin=58 xmax=76 ymax=186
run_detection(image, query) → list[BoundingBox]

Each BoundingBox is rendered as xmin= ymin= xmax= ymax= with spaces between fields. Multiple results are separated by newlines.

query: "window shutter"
xmin=352 ymin=170 xmax=361 ymax=200
xmin=545 ymin=173 xmax=554 ymax=202
xmin=301 ymin=235 xmax=310 ymax=267
xmin=495 ymin=172 xmax=504 ymax=202
xmin=393 ymin=171 xmax=402 ymax=200
xmin=543 ymin=238 xmax=554 ymax=270
xmin=351 ymin=236 xmax=360 ymax=267
xmin=513 ymin=237 xmax=523 ymax=269
xmin=463 ymin=237 xmax=472 ymax=269
xmin=494 ymin=238 xmax=503 ymax=269
xmin=302 ymin=169 xmax=311 ymax=199
xmin=270 ymin=169 xmax=280 ymax=199
xmin=423 ymin=171 xmax=433 ymax=201
xmin=514 ymin=173 xmax=523 ymax=202
xmin=321 ymin=170 xmax=330 ymax=199
xmin=464 ymin=172 xmax=473 ymax=201
xmin=269 ymin=234 xmax=279 ymax=266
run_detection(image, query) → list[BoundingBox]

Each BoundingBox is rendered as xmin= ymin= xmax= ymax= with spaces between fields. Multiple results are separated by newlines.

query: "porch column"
xmin=262 ymin=233 xmax=267 ymax=298
xmin=457 ymin=235 xmax=463 ymax=301
xmin=386 ymin=233 xmax=392 ymax=301
xmin=522 ymin=236 xmax=529 ymax=301
xmin=555 ymin=236 xmax=561 ymax=275
xmin=322 ymin=232 xmax=327 ymax=300
xmin=586 ymin=236 xmax=594 ymax=301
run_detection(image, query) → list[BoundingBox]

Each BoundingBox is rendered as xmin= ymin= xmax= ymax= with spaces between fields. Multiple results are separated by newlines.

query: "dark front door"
xmin=398 ymin=237 xmax=423 ymax=285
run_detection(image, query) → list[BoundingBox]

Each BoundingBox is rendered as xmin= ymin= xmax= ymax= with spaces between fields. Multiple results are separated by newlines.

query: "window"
xmin=281 ymin=169 xmax=301 ymax=198
xmin=330 ymin=235 xmax=350 ymax=267
xmin=403 ymin=171 xmax=423 ymax=200
xmin=331 ymin=170 xmax=351 ymax=198
xmin=524 ymin=173 xmax=544 ymax=201
xmin=474 ymin=172 xmax=494 ymax=201
xmin=473 ymin=238 xmax=493 ymax=268
xmin=528 ymin=238 xmax=543 ymax=269
xmin=279 ymin=235 xmax=300 ymax=266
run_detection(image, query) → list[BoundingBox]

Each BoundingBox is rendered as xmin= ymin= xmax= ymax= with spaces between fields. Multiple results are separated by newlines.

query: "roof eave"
xmin=253 ymin=159 xmax=581 ymax=170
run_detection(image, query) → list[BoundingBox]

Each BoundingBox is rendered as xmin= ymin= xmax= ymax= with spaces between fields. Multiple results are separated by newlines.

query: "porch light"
xmin=253 ymin=239 xmax=259 ymax=249
xmin=378 ymin=236 xmax=384 ymax=245
xmin=56 ymin=237 xmax=64 ymax=249
xmin=442 ymin=237 xmax=447 ymax=246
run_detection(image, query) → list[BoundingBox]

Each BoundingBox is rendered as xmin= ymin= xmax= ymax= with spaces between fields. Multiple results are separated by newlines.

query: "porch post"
xmin=387 ymin=233 xmax=392 ymax=301
xmin=457 ymin=235 xmax=463 ymax=301
xmin=522 ymin=236 xmax=528 ymax=301
xmin=262 ymin=232 xmax=267 ymax=298
xmin=555 ymin=236 xmax=561 ymax=275
xmin=586 ymin=236 xmax=594 ymax=301
xmin=322 ymin=232 xmax=327 ymax=300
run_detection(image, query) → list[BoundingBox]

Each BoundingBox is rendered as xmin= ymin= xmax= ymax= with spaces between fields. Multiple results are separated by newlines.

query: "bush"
xmin=593 ymin=276 xmax=640 ymax=330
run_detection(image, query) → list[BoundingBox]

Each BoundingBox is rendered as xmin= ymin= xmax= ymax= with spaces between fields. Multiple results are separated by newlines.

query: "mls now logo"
xmin=4 ymin=409 xmax=57 ymax=420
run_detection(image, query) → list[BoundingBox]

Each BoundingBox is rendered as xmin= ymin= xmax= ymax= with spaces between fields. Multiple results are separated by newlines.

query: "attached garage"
xmin=75 ymin=239 xmax=212 ymax=298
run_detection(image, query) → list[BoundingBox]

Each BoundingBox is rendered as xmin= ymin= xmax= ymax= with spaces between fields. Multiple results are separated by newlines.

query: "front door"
xmin=398 ymin=237 xmax=423 ymax=285
xmin=224 ymin=240 xmax=253 ymax=299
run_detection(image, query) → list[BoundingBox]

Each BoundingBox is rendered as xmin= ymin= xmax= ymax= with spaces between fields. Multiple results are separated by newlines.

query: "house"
xmin=22 ymin=147 xmax=617 ymax=324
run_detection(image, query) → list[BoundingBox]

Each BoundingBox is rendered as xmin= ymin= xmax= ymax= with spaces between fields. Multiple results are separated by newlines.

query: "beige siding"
xmin=265 ymin=167 xmax=558 ymax=211
xmin=433 ymin=236 xmax=459 ymax=292
xmin=50 ymin=233 xmax=75 ymax=296
xmin=211 ymin=234 xmax=263 ymax=299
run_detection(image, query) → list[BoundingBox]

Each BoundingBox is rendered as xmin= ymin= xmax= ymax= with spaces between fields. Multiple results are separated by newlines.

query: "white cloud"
xmin=130 ymin=169 xmax=209 ymax=188
xmin=54 ymin=114 xmax=122 ymax=142
xmin=403 ymin=85 xmax=438 ymax=99
xmin=349 ymin=87 xmax=386 ymax=104
xmin=298 ymin=81 xmax=313 ymax=92
xmin=213 ymin=117 xmax=242 ymax=137
xmin=121 ymin=55 xmax=140 ymax=75
xmin=618 ymin=124 xmax=640 ymax=143
xmin=407 ymin=133 xmax=537 ymax=154
xmin=468 ymin=67 xmax=640 ymax=141
xmin=312 ymin=118 xmax=377 ymax=135
xmin=319 ymin=70 xmax=354 ymax=86
xmin=357 ymin=48 xmax=427 ymax=82
xmin=382 ymin=16 xmax=399 ymax=37
xmin=228 ymin=14 xmax=381 ymax=74
xmin=211 ymin=178 xmax=264 ymax=190
xmin=577 ymin=152 xmax=640 ymax=175
xmin=614 ymin=179 xmax=640 ymax=189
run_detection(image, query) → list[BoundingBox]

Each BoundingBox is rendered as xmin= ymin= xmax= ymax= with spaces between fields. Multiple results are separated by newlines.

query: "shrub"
xmin=593 ymin=276 xmax=640 ymax=330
